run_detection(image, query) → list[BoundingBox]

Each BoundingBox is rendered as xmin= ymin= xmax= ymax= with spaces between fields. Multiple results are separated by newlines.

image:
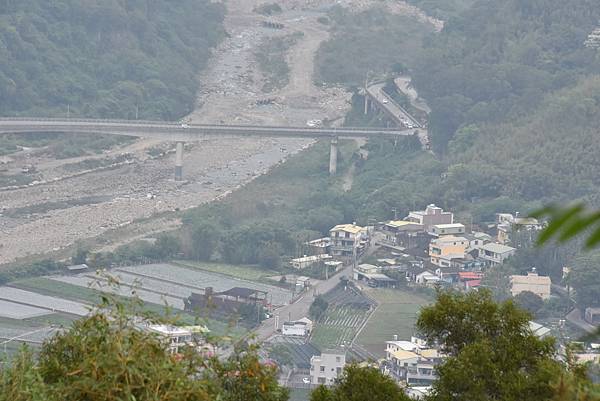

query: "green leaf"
xmin=558 ymin=211 xmax=600 ymax=242
xmin=535 ymin=204 xmax=584 ymax=245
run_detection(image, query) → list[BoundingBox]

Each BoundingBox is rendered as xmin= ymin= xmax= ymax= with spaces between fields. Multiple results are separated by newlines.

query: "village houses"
xmin=329 ymin=223 xmax=368 ymax=260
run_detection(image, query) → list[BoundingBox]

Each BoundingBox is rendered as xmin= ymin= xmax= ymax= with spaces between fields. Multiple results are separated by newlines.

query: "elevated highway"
xmin=0 ymin=118 xmax=419 ymax=140
xmin=364 ymin=82 xmax=429 ymax=148
xmin=0 ymin=118 xmax=422 ymax=179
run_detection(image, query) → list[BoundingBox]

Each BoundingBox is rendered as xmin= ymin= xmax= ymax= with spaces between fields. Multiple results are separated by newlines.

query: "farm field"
xmin=0 ymin=263 xmax=277 ymax=354
xmin=9 ymin=276 xmax=245 ymax=337
xmin=268 ymin=335 xmax=320 ymax=369
xmin=310 ymin=284 xmax=375 ymax=351
xmin=118 ymin=263 xmax=293 ymax=306
xmin=51 ymin=275 xmax=185 ymax=309
xmin=0 ymin=299 xmax=53 ymax=319
xmin=0 ymin=286 xmax=89 ymax=316
xmin=356 ymin=289 xmax=431 ymax=357
xmin=11 ymin=277 xmax=103 ymax=304
xmin=173 ymin=261 xmax=279 ymax=282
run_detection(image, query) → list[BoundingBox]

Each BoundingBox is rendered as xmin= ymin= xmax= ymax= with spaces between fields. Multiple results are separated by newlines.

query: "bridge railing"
xmin=0 ymin=117 xmax=411 ymax=132
xmin=366 ymin=86 xmax=422 ymax=128
xmin=0 ymin=117 xmax=181 ymax=125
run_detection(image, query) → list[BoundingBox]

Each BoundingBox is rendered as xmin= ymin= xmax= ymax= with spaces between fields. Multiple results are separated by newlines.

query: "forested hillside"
xmin=0 ymin=0 xmax=225 ymax=119
xmin=412 ymin=0 xmax=600 ymax=152
xmin=406 ymin=0 xmax=600 ymax=211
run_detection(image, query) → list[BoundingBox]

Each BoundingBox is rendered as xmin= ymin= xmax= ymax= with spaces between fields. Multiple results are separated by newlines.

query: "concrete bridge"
xmin=364 ymin=82 xmax=423 ymax=129
xmin=0 ymin=118 xmax=421 ymax=179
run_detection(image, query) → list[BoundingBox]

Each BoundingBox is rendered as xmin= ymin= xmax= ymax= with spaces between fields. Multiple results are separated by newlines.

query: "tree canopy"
xmin=417 ymin=290 xmax=563 ymax=401
xmin=310 ymin=364 xmax=410 ymax=401
xmin=0 ymin=298 xmax=286 ymax=401
xmin=0 ymin=0 xmax=225 ymax=119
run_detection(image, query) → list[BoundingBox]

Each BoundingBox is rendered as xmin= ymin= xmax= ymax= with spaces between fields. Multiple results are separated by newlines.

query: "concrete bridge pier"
xmin=329 ymin=136 xmax=338 ymax=176
xmin=175 ymin=141 xmax=184 ymax=181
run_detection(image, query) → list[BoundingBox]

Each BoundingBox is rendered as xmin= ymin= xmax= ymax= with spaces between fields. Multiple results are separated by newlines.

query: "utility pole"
xmin=67 ymin=104 xmax=70 ymax=119
xmin=135 ymin=104 xmax=139 ymax=120
xmin=391 ymin=207 xmax=398 ymax=220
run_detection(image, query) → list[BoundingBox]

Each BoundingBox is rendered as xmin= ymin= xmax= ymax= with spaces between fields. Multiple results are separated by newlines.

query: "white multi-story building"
xmin=429 ymin=223 xmax=465 ymax=237
xmin=144 ymin=324 xmax=209 ymax=355
xmin=384 ymin=337 xmax=444 ymax=388
xmin=290 ymin=254 xmax=332 ymax=269
xmin=405 ymin=204 xmax=453 ymax=232
xmin=310 ymin=350 xmax=346 ymax=385
xmin=329 ymin=224 xmax=367 ymax=259
xmin=478 ymin=243 xmax=516 ymax=266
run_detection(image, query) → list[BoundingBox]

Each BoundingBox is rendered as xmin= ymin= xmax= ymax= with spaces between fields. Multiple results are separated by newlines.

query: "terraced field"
xmin=309 ymin=284 xmax=375 ymax=350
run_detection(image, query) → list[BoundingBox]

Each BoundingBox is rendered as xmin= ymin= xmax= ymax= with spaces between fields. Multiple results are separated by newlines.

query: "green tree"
xmin=257 ymin=241 xmax=283 ymax=270
xmin=269 ymin=344 xmax=293 ymax=367
xmin=0 ymin=298 xmax=287 ymax=401
xmin=417 ymin=290 xmax=562 ymax=401
xmin=309 ymin=295 xmax=329 ymax=321
xmin=154 ymin=234 xmax=180 ymax=260
xmin=513 ymin=291 xmax=545 ymax=316
xmin=310 ymin=364 xmax=410 ymax=401
xmin=190 ymin=222 xmax=220 ymax=261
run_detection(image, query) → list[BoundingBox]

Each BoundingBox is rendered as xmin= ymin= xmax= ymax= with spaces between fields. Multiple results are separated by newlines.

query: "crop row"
xmin=119 ymin=264 xmax=292 ymax=306
xmin=0 ymin=299 xmax=53 ymax=320
xmin=0 ymin=286 xmax=89 ymax=316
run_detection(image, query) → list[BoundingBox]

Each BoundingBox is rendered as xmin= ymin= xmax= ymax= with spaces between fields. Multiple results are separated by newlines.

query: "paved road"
xmin=365 ymin=83 xmax=430 ymax=148
xmin=366 ymin=83 xmax=421 ymax=128
xmin=254 ymin=264 xmax=354 ymax=342
xmin=0 ymin=118 xmax=422 ymax=141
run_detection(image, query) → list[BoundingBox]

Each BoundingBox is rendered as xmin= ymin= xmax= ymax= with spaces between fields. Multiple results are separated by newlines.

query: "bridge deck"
xmin=0 ymin=118 xmax=420 ymax=140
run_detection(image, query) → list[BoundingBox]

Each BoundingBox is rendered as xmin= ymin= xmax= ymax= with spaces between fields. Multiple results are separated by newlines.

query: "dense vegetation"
xmin=412 ymin=1 xmax=600 ymax=203
xmin=2 ymin=291 xmax=598 ymax=401
xmin=317 ymin=0 xmax=600 ymax=209
xmin=0 ymin=0 xmax=225 ymax=119
xmin=0 ymin=298 xmax=287 ymax=401
xmin=405 ymin=0 xmax=476 ymax=20
xmin=315 ymin=6 xmax=433 ymax=86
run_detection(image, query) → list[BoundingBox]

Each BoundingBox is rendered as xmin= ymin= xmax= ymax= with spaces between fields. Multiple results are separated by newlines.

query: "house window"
xmin=320 ymin=366 xmax=325 ymax=372
xmin=336 ymin=357 xmax=341 ymax=362
xmin=336 ymin=367 xmax=342 ymax=375
xmin=318 ymin=377 xmax=326 ymax=384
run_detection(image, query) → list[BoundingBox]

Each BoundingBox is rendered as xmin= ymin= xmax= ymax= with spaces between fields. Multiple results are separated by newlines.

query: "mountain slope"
xmin=0 ymin=0 xmax=225 ymax=119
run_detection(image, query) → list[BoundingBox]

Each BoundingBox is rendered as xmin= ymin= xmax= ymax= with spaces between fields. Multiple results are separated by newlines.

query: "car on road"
xmin=181 ymin=123 xmax=189 ymax=128
xmin=302 ymin=378 xmax=311 ymax=384
xmin=382 ymin=98 xmax=389 ymax=104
